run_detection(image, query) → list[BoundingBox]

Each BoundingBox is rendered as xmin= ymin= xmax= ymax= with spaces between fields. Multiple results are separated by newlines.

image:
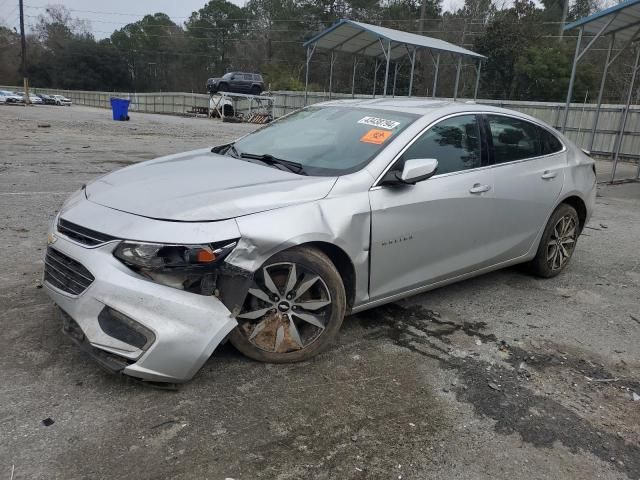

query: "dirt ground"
xmin=1 ymin=104 xmax=639 ymax=480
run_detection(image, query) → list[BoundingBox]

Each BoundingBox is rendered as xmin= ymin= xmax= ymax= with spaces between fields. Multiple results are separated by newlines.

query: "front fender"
xmin=225 ymin=193 xmax=371 ymax=305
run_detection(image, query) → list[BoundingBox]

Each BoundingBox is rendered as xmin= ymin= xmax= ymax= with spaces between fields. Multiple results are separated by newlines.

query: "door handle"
xmin=541 ymin=170 xmax=557 ymax=180
xmin=469 ymin=183 xmax=491 ymax=194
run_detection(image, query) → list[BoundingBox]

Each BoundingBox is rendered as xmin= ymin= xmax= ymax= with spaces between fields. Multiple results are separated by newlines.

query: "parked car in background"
xmin=28 ymin=94 xmax=43 ymax=104
xmin=0 ymin=90 xmax=25 ymax=104
xmin=52 ymin=94 xmax=72 ymax=106
xmin=207 ymin=72 xmax=264 ymax=95
xmin=37 ymin=94 xmax=58 ymax=105
xmin=43 ymin=99 xmax=595 ymax=384
xmin=15 ymin=92 xmax=42 ymax=104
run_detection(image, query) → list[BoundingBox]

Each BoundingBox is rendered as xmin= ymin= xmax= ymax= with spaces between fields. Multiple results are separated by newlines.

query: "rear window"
xmin=232 ymin=106 xmax=418 ymax=176
xmin=487 ymin=115 xmax=563 ymax=164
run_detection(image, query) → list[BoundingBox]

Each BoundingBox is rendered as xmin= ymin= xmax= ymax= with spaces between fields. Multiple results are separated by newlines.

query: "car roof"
xmin=314 ymin=98 xmax=556 ymax=129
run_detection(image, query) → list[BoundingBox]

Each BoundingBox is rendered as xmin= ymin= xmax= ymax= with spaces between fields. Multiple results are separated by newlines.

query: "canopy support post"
xmin=433 ymin=53 xmax=440 ymax=98
xmin=474 ymin=60 xmax=482 ymax=100
xmin=373 ymin=59 xmax=379 ymax=98
xmin=392 ymin=62 xmax=400 ymax=97
xmin=383 ymin=40 xmax=391 ymax=96
xmin=328 ymin=51 xmax=336 ymax=100
xmin=562 ymin=26 xmax=583 ymax=133
xmin=408 ymin=48 xmax=416 ymax=97
xmin=611 ymin=46 xmax=640 ymax=182
xmin=588 ymin=34 xmax=614 ymax=153
xmin=352 ymin=56 xmax=358 ymax=98
xmin=304 ymin=44 xmax=316 ymax=106
xmin=453 ymin=56 xmax=462 ymax=100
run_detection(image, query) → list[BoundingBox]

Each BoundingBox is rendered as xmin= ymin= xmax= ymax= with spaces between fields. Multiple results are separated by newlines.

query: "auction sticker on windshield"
xmin=357 ymin=116 xmax=400 ymax=130
xmin=360 ymin=129 xmax=393 ymax=145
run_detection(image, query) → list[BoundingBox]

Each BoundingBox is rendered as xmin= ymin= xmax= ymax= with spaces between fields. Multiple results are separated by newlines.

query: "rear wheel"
xmin=250 ymin=85 xmax=261 ymax=95
xmin=528 ymin=203 xmax=579 ymax=278
xmin=229 ymin=247 xmax=346 ymax=363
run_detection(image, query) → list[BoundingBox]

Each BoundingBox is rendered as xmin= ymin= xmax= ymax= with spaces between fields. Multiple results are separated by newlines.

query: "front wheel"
xmin=528 ymin=203 xmax=580 ymax=278
xmin=229 ymin=247 xmax=346 ymax=363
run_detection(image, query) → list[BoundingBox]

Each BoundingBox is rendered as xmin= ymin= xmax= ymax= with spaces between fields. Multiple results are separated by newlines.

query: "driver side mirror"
xmin=399 ymin=158 xmax=438 ymax=184
xmin=382 ymin=158 xmax=438 ymax=186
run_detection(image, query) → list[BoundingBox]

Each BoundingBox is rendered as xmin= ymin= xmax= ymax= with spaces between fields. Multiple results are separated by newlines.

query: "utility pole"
xmin=419 ymin=0 xmax=427 ymax=35
xmin=19 ymin=0 xmax=30 ymax=104
xmin=419 ymin=0 xmax=427 ymax=95
xmin=559 ymin=0 xmax=569 ymax=41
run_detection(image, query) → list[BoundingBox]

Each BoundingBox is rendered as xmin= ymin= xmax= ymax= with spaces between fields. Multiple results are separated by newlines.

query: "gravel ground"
xmin=1 ymin=104 xmax=639 ymax=480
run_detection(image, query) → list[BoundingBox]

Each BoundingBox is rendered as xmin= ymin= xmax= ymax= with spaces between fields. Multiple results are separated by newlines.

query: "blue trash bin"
xmin=110 ymin=97 xmax=130 ymax=121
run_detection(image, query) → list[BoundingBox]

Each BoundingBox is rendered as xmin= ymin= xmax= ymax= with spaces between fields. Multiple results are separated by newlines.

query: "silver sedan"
xmin=43 ymin=99 xmax=596 ymax=383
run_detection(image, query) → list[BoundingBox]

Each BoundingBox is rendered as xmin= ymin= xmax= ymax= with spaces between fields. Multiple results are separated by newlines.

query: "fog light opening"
xmin=98 ymin=307 xmax=156 ymax=351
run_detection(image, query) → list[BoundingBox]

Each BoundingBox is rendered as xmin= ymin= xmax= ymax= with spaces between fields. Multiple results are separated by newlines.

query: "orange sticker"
xmin=360 ymin=129 xmax=393 ymax=145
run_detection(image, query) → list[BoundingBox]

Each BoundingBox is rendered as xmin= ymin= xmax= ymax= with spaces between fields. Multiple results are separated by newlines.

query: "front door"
xmin=369 ymin=114 xmax=496 ymax=300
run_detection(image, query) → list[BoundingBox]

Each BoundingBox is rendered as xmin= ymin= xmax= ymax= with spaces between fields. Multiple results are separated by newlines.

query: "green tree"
xmin=473 ymin=0 xmax=543 ymax=99
xmin=111 ymin=13 xmax=186 ymax=91
xmin=513 ymin=44 xmax=596 ymax=101
xmin=0 ymin=26 xmax=21 ymax=85
xmin=184 ymin=0 xmax=248 ymax=80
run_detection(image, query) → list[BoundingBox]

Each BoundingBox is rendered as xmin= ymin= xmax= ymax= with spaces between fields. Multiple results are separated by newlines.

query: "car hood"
xmin=85 ymin=148 xmax=338 ymax=222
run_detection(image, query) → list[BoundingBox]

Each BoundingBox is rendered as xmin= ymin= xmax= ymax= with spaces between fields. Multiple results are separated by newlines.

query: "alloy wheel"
xmin=546 ymin=214 xmax=577 ymax=271
xmin=237 ymin=262 xmax=332 ymax=353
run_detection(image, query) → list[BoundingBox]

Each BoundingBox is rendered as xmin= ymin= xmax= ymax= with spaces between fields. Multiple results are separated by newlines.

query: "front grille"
xmin=44 ymin=247 xmax=95 ymax=295
xmin=57 ymin=218 xmax=116 ymax=246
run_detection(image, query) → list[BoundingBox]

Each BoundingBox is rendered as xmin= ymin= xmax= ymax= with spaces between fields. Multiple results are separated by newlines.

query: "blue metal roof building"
xmin=563 ymin=0 xmax=640 ymax=181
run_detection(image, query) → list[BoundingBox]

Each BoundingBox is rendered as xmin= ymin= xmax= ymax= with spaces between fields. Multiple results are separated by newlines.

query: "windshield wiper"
xmin=240 ymin=152 xmax=307 ymax=175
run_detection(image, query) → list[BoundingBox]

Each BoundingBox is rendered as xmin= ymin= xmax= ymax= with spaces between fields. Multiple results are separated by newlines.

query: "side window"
xmin=539 ymin=128 xmax=563 ymax=155
xmin=487 ymin=115 xmax=543 ymax=163
xmin=400 ymin=115 xmax=482 ymax=175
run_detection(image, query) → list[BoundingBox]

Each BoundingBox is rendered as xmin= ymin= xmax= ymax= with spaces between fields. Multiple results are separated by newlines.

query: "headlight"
xmin=114 ymin=240 xmax=238 ymax=270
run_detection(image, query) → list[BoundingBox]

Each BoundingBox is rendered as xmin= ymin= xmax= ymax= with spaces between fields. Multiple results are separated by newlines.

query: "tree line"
xmin=0 ymin=0 xmax=633 ymax=103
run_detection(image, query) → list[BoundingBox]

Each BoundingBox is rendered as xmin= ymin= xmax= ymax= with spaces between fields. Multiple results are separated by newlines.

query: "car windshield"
xmin=231 ymin=106 xmax=418 ymax=176
xmin=222 ymin=72 xmax=234 ymax=80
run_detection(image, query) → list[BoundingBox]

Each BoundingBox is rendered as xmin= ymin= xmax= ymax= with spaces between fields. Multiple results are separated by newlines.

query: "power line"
xmin=22 ymin=4 xmax=571 ymax=24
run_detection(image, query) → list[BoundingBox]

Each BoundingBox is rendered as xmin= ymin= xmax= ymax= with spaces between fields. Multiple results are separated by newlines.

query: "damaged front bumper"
xmin=43 ymin=221 xmax=245 ymax=383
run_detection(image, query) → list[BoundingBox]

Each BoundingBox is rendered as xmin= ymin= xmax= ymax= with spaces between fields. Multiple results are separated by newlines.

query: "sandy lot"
xmin=1 ymin=104 xmax=639 ymax=480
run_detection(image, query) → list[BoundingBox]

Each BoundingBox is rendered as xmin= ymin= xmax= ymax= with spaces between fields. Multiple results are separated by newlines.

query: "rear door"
xmin=228 ymin=74 xmax=243 ymax=92
xmin=241 ymin=74 xmax=253 ymax=93
xmin=483 ymin=114 xmax=565 ymax=263
xmin=369 ymin=114 xmax=496 ymax=299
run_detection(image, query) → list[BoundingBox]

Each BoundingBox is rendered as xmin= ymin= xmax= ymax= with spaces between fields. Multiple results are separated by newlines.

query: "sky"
xmin=0 ymin=0 xmax=464 ymax=39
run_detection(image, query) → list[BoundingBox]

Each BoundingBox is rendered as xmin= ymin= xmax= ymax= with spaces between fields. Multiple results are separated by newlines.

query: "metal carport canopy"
xmin=303 ymin=19 xmax=486 ymax=60
xmin=302 ymin=19 xmax=486 ymax=102
xmin=562 ymin=0 xmax=640 ymax=182
xmin=563 ymin=0 xmax=640 ymax=42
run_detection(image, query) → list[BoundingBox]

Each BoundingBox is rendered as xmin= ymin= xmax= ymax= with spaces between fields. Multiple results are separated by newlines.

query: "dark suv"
xmin=207 ymin=72 xmax=265 ymax=95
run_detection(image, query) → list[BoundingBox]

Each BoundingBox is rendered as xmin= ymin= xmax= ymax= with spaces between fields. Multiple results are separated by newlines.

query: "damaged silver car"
xmin=43 ymin=99 xmax=596 ymax=383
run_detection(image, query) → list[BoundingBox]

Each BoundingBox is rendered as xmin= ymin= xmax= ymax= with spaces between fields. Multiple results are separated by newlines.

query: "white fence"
xmin=4 ymin=85 xmax=639 ymax=167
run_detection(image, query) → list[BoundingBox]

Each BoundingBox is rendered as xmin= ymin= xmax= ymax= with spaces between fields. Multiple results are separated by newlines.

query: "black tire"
xmin=250 ymin=85 xmax=262 ymax=95
xmin=527 ymin=203 xmax=580 ymax=278
xmin=218 ymin=83 xmax=228 ymax=92
xmin=229 ymin=246 xmax=346 ymax=363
